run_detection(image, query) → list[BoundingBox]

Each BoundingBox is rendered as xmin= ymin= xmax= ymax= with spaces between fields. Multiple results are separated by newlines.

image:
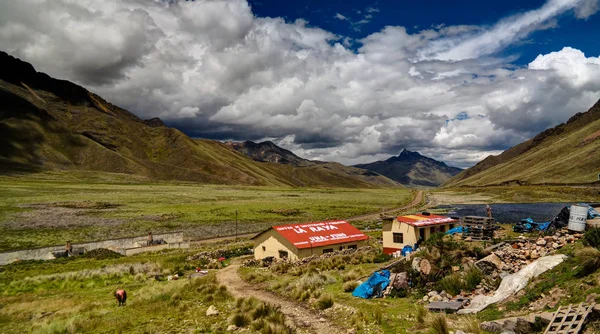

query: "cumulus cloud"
xmin=0 ymin=0 xmax=598 ymax=168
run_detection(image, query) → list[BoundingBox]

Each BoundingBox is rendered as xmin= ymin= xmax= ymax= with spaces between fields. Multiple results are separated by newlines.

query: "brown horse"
xmin=114 ymin=289 xmax=127 ymax=306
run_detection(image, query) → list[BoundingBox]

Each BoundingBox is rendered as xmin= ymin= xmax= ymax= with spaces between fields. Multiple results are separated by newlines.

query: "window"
xmin=393 ymin=233 xmax=404 ymax=243
xmin=440 ymin=225 xmax=446 ymax=233
xmin=419 ymin=228 xmax=426 ymax=240
xmin=323 ymin=248 xmax=334 ymax=254
xmin=262 ymin=246 xmax=266 ymax=251
xmin=339 ymin=246 xmax=344 ymax=250
xmin=348 ymin=245 xmax=357 ymax=250
xmin=278 ymin=250 xmax=288 ymax=259
xmin=450 ymin=224 xmax=454 ymax=229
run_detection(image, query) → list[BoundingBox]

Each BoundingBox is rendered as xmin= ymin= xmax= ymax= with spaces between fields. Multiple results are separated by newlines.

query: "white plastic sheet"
xmin=457 ymin=254 xmax=567 ymax=314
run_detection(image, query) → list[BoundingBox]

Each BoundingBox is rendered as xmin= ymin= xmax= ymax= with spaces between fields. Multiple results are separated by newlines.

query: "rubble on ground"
xmin=490 ymin=230 xmax=581 ymax=274
xmin=423 ymin=229 xmax=581 ymax=310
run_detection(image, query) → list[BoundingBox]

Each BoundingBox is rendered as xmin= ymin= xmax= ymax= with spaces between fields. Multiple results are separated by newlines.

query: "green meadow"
xmin=0 ymin=172 xmax=413 ymax=251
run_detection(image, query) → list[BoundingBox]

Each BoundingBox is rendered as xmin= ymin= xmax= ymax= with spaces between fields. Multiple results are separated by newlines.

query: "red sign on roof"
xmin=396 ymin=214 xmax=459 ymax=227
xmin=271 ymin=221 xmax=368 ymax=249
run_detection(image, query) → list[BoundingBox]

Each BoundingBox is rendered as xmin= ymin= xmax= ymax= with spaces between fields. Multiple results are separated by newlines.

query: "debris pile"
xmin=488 ymin=231 xmax=581 ymax=274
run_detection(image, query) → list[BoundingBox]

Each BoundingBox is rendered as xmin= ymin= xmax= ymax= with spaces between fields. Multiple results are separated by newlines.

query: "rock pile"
xmin=489 ymin=230 xmax=581 ymax=273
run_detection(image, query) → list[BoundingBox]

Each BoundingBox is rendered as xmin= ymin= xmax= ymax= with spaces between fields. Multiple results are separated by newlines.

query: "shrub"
xmin=315 ymin=293 xmax=334 ymax=310
xmin=428 ymin=313 xmax=449 ymax=334
xmin=458 ymin=315 xmax=482 ymax=334
xmin=343 ymin=281 xmax=359 ymax=292
xmin=436 ymin=273 xmax=463 ymax=296
xmin=583 ymin=228 xmax=600 ymax=249
xmin=464 ymin=266 xmax=484 ymax=291
xmin=415 ymin=304 xmax=428 ymax=325
xmin=230 ymin=313 xmax=252 ymax=327
xmin=576 ymin=247 xmax=600 ymax=277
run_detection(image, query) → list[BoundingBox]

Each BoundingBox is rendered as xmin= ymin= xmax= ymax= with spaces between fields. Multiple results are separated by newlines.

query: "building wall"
xmin=383 ymin=220 xmax=457 ymax=254
xmin=383 ymin=221 xmax=417 ymax=254
xmin=295 ymin=240 xmax=368 ymax=258
xmin=253 ymin=230 xmax=368 ymax=260
xmin=253 ymin=230 xmax=300 ymax=261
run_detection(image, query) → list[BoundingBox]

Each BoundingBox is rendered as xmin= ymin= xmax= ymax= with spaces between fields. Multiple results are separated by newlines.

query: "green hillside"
xmin=0 ymin=52 xmax=397 ymax=188
xmin=444 ymin=100 xmax=600 ymax=187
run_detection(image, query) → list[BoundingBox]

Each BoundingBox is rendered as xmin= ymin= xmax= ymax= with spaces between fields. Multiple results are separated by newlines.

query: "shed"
xmin=382 ymin=214 xmax=459 ymax=255
xmin=251 ymin=220 xmax=369 ymax=261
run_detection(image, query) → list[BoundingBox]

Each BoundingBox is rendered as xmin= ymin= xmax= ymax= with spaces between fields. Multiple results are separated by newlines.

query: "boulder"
xmin=476 ymin=253 xmax=504 ymax=274
xmin=206 ymin=305 xmax=219 ymax=316
xmin=393 ymin=272 xmax=409 ymax=290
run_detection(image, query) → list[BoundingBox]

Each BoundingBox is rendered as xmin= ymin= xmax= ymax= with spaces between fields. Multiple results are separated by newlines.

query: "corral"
xmin=0 ymin=232 xmax=189 ymax=265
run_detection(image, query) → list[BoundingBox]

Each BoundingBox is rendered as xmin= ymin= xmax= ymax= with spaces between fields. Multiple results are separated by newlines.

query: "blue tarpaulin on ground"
xmin=401 ymin=245 xmax=413 ymax=257
xmin=352 ymin=270 xmax=390 ymax=299
xmin=514 ymin=218 xmax=551 ymax=232
xmin=445 ymin=226 xmax=463 ymax=235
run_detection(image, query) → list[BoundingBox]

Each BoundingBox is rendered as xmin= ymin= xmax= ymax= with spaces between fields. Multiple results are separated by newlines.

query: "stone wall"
xmin=0 ymin=232 xmax=184 ymax=265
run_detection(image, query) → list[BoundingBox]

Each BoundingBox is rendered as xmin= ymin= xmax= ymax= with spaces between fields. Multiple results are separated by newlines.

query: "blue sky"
xmin=1 ymin=0 xmax=599 ymax=167
xmin=249 ymin=0 xmax=600 ymax=65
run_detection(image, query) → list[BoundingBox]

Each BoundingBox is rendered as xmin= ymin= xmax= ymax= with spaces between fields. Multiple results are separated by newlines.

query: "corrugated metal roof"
xmin=396 ymin=214 xmax=459 ymax=227
xmin=267 ymin=220 xmax=369 ymax=249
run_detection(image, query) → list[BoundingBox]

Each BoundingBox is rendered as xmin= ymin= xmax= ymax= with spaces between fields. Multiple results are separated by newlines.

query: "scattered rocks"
xmin=226 ymin=325 xmax=237 ymax=331
xmin=206 ymin=305 xmax=219 ymax=316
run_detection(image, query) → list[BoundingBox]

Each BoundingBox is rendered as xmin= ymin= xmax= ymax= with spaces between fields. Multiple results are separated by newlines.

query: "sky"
xmin=0 ymin=0 xmax=599 ymax=168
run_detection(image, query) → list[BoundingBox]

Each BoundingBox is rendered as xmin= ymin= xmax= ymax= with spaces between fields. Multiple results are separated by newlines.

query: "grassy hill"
xmin=444 ymin=100 xmax=600 ymax=187
xmin=0 ymin=51 xmax=398 ymax=188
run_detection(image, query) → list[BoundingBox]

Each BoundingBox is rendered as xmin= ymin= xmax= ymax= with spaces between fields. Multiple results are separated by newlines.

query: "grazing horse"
xmin=114 ymin=289 xmax=127 ymax=306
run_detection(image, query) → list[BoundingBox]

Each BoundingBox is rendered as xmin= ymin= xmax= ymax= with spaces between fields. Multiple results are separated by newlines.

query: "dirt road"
xmin=216 ymin=262 xmax=340 ymax=333
xmin=346 ymin=190 xmax=424 ymax=222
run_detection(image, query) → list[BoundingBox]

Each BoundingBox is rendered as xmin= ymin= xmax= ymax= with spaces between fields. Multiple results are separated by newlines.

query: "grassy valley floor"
xmin=0 ymin=172 xmax=413 ymax=252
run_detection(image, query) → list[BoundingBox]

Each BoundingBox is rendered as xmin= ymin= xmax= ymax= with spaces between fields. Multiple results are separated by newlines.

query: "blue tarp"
xmin=514 ymin=217 xmax=551 ymax=232
xmin=445 ymin=226 xmax=463 ymax=235
xmin=352 ymin=270 xmax=390 ymax=299
xmin=401 ymin=245 xmax=413 ymax=257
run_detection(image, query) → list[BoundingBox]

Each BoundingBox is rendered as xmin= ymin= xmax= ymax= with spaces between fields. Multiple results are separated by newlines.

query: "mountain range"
xmin=444 ymin=99 xmax=600 ymax=187
xmin=354 ymin=149 xmax=463 ymax=187
xmin=0 ymin=51 xmax=399 ymax=188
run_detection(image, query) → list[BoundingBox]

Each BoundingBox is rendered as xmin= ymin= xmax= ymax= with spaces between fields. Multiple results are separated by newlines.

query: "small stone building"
xmin=382 ymin=214 xmax=459 ymax=254
xmin=252 ymin=220 xmax=369 ymax=261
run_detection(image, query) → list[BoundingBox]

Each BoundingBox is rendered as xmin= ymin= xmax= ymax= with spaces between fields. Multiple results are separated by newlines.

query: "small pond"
xmin=434 ymin=202 xmax=572 ymax=224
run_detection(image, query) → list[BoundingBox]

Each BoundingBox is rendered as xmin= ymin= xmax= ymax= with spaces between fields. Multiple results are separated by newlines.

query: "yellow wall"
xmin=253 ymin=229 xmax=368 ymax=260
xmin=382 ymin=219 xmax=456 ymax=252
xmin=383 ymin=220 xmax=417 ymax=251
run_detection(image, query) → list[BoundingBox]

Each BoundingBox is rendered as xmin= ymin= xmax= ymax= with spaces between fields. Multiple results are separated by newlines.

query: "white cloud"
xmin=335 ymin=13 xmax=347 ymax=21
xmin=417 ymin=0 xmax=597 ymax=61
xmin=0 ymin=0 xmax=598 ymax=168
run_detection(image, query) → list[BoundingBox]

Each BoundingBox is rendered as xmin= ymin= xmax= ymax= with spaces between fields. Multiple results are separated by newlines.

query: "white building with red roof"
xmin=251 ymin=220 xmax=369 ymax=260
xmin=382 ymin=213 xmax=459 ymax=254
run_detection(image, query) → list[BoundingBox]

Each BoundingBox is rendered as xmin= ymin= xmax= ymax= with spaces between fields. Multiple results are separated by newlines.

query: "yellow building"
xmin=382 ymin=214 xmax=459 ymax=254
xmin=252 ymin=220 xmax=369 ymax=261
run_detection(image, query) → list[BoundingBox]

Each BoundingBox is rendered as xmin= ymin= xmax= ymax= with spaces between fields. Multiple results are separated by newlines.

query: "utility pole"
xmin=235 ymin=210 xmax=238 ymax=241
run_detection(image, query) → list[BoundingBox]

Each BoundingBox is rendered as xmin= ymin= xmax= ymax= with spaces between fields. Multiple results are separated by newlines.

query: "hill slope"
xmin=354 ymin=149 xmax=462 ymax=187
xmin=225 ymin=140 xmax=400 ymax=187
xmin=0 ymin=51 xmax=398 ymax=188
xmin=444 ymin=100 xmax=600 ymax=187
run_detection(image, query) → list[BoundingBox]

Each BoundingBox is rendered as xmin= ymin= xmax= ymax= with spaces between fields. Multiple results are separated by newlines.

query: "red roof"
xmin=259 ymin=220 xmax=369 ymax=249
xmin=396 ymin=214 xmax=459 ymax=227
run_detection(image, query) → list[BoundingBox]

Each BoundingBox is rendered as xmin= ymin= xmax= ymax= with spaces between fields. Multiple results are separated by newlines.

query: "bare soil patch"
xmin=2 ymin=202 xmax=124 ymax=229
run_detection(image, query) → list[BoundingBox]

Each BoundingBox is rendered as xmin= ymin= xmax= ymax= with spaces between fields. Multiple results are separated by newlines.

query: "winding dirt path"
xmin=216 ymin=262 xmax=339 ymax=333
xmin=346 ymin=190 xmax=424 ymax=222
